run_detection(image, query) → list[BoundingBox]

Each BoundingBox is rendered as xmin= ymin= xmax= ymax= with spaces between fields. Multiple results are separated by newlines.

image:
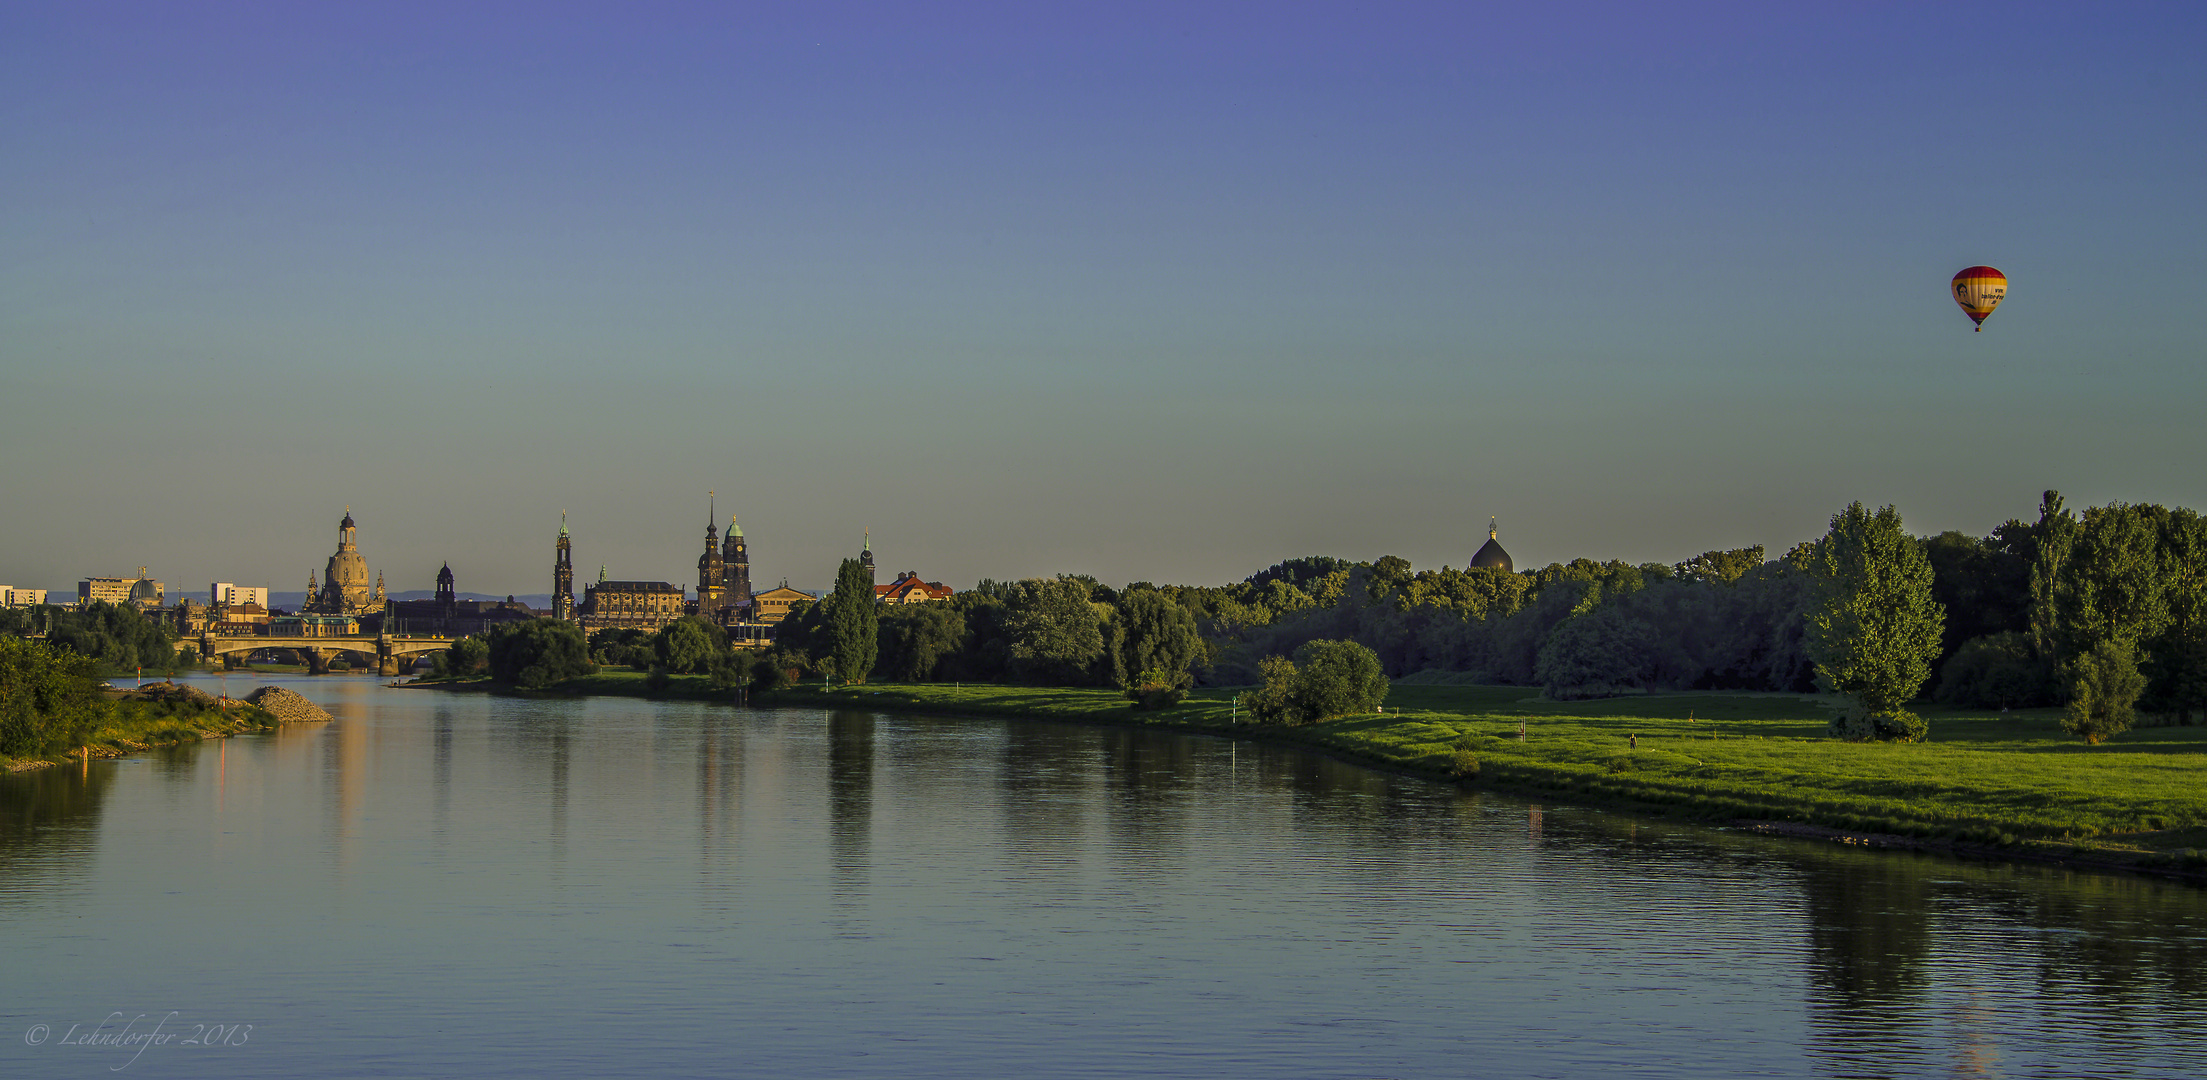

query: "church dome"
xmin=1469 ymin=520 xmax=1514 ymax=574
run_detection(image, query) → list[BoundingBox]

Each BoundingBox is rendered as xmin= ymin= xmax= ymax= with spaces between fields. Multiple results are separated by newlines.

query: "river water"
xmin=3 ymin=676 xmax=2204 ymax=1078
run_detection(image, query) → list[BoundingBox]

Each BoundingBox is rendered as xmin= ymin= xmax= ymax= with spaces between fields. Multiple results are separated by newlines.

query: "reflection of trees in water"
xmin=0 ymin=763 xmax=114 ymax=891
xmin=1542 ymin=807 xmax=2207 ymax=1069
xmin=826 ymin=711 xmax=873 ymax=893
xmin=996 ymin=722 xmax=1095 ymax=881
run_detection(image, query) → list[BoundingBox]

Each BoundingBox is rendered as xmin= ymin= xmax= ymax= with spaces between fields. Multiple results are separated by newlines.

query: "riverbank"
xmin=398 ymin=673 xmax=2207 ymax=881
xmin=3 ymin=684 xmax=326 ymax=772
xmin=764 ymin=681 xmax=2207 ymax=881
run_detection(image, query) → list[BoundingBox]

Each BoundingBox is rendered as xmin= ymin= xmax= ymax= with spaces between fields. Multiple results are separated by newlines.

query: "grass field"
xmin=763 ymin=680 xmax=2207 ymax=865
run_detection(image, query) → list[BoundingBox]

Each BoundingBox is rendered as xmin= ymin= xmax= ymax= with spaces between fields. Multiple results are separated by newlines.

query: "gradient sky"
xmin=5 ymin=2 xmax=2204 ymax=599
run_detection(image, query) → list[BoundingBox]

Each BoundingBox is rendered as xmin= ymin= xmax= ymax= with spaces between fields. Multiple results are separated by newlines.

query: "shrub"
xmin=1287 ymin=639 xmax=1389 ymax=722
xmin=1125 ymin=667 xmax=1190 ymax=711
xmin=2062 ymin=638 xmax=2147 ymax=744
xmin=1829 ymin=705 xmax=1928 ymax=743
xmin=1450 ymin=740 xmax=1480 ymax=779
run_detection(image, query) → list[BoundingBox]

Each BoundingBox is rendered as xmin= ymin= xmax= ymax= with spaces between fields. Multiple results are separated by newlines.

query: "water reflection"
xmin=826 ymin=710 xmax=873 ymax=908
xmin=6 ymin=684 xmax=2207 ymax=1079
xmin=0 ymin=760 xmax=113 ymax=896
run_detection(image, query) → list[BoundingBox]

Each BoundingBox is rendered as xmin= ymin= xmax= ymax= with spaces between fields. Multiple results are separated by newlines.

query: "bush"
xmin=1829 ymin=705 xmax=1929 ymax=743
xmin=1125 ymin=667 xmax=1190 ymax=711
xmin=2062 ymin=638 xmax=2147 ymax=744
xmin=1288 ymin=639 xmax=1389 ymax=721
xmin=1450 ymin=740 xmax=1480 ymax=779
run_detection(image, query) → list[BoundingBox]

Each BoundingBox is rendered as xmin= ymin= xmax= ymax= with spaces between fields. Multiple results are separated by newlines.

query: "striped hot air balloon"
xmin=1951 ymin=266 xmax=2007 ymax=331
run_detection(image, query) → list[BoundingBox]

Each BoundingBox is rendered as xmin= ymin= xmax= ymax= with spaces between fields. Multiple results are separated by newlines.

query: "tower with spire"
xmin=696 ymin=493 xmax=726 ymax=619
xmin=860 ymin=528 xmax=876 ymax=585
xmin=553 ymin=512 xmax=575 ymax=621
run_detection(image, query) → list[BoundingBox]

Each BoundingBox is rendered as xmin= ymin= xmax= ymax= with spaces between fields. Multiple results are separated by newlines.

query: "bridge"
xmin=192 ymin=629 xmax=456 ymax=676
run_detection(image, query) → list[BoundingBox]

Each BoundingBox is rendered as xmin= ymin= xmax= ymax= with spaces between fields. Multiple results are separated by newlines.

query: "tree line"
xmin=406 ymin=489 xmax=2207 ymax=741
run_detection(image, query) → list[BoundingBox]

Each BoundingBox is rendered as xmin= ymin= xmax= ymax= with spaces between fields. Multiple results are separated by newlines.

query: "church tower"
xmin=860 ymin=529 xmax=876 ymax=585
xmin=722 ymin=515 xmax=751 ymax=620
xmin=553 ymin=512 xmax=575 ymax=621
xmin=696 ymin=501 xmax=726 ymax=620
xmin=436 ymin=562 xmax=457 ymax=618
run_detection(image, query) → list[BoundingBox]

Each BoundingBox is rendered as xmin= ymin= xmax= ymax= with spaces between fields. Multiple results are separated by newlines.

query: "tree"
xmin=876 ymin=603 xmax=966 ymax=682
xmin=1806 ymin=502 xmax=1944 ymax=742
xmin=1114 ymin=589 xmax=1202 ymax=689
xmin=652 ymin=617 xmax=727 ymax=675
xmin=1288 ymin=639 xmax=1389 ymax=722
xmin=437 ymin=635 xmax=490 ymax=678
xmin=486 ymin=620 xmax=595 ymax=689
xmin=1004 ymin=577 xmax=1105 ymax=684
xmin=1535 ymin=607 xmax=1656 ymax=700
xmin=824 ymin=558 xmax=879 ymax=684
xmin=1242 ymin=655 xmax=1301 ymax=724
xmin=2062 ymin=638 xmax=2147 ymax=744
xmin=0 ymin=636 xmax=108 ymax=757
xmin=1674 ymin=546 xmax=1766 ymax=585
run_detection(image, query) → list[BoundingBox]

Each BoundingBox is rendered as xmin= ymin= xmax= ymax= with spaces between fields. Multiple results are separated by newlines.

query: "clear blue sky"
xmin=5 ymin=2 xmax=2202 ymax=597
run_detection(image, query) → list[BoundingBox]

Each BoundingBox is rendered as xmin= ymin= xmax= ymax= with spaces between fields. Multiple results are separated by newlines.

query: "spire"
xmin=560 ymin=509 xmax=568 ymax=538
xmin=729 ymin=514 xmax=741 ymax=538
xmin=1490 ymin=516 xmax=1498 ymax=540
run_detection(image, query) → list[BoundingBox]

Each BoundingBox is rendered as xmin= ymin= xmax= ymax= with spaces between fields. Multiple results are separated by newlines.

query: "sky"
xmin=4 ymin=1 xmax=2204 ymax=598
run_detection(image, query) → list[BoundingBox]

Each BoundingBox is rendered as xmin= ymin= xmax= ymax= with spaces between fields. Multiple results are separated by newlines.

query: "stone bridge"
xmin=193 ymin=630 xmax=456 ymax=676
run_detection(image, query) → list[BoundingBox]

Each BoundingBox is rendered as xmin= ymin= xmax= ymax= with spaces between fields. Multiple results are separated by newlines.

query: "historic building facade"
xmin=307 ymin=510 xmax=384 ymax=615
xmin=578 ymin=576 xmax=687 ymax=631
xmin=875 ymin=571 xmax=953 ymax=605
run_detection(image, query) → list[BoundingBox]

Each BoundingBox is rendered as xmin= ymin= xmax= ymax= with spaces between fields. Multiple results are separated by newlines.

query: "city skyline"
xmin=5 ymin=3 xmax=2203 ymax=594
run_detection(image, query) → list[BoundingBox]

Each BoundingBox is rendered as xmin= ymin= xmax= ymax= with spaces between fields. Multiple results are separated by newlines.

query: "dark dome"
xmin=1469 ymin=522 xmax=1514 ymax=574
xmin=341 ymin=512 xmax=356 ymax=529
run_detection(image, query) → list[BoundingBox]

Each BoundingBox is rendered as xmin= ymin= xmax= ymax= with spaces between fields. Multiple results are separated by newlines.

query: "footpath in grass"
xmin=763 ymin=680 xmax=2207 ymax=868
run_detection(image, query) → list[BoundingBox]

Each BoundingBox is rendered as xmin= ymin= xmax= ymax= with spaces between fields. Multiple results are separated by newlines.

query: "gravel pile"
xmin=243 ymin=686 xmax=335 ymax=724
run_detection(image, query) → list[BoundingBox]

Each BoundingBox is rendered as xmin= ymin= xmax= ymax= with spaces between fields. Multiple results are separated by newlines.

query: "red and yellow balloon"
xmin=1951 ymin=266 xmax=2007 ymax=331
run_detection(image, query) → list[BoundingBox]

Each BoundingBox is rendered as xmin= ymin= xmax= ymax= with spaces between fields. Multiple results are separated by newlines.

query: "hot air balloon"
xmin=1951 ymin=266 xmax=2007 ymax=331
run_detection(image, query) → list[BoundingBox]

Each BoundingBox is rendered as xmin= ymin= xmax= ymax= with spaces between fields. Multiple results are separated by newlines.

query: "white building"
xmin=211 ymin=583 xmax=270 ymax=608
xmin=1 ymin=586 xmax=49 ymax=608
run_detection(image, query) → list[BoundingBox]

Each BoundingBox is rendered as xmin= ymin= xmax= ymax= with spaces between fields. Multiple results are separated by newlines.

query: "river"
xmin=3 ymin=676 xmax=2204 ymax=1078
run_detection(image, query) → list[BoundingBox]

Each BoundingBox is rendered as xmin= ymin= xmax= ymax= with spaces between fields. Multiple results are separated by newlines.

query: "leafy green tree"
xmin=0 ymin=636 xmax=109 ymax=757
xmin=2062 ymin=638 xmax=2148 ymax=744
xmin=1288 ymin=639 xmax=1389 ymax=722
xmin=876 ymin=603 xmax=966 ymax=682
xmin=1242 ymin=655 xmax=1301 ymax=724
xmin=1535 ymin=607 xmax=1656 ymax=699
xmin=1005 ymin=577 xmax=1105 ymax=684
xmin=1114 ymin=589 xmax=1202 ymax=689
xmin=1674 ymin=546 xmax=1765 ymax=585
xmin=652 ymin=616 xmax=727 ymax=675
xmin=1806 ymin=502 xmax=1945 ymax=741
xmin=2027 ymin=490 xmax=2079 ymax=663
xmin=824 ymin=558 xmax=879 ymax=684
xmin=486 ymin=620 xmax=595 ymax=689
xmin=437 ymin=635 xmax=490 ymax=678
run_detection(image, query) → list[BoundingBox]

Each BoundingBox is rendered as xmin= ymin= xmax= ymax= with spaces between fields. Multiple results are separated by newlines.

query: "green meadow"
xmin=766 ymin=680 xmax=2207 ymax=865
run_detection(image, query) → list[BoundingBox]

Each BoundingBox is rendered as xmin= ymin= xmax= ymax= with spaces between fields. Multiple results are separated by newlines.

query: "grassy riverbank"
xmin=398 ymin=672 xmax=2207 ymax=875
xmin=4 ymin=697 xmax=284 ymax=771
xmin=762 ymin=681 xmax=2207 ymax=871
